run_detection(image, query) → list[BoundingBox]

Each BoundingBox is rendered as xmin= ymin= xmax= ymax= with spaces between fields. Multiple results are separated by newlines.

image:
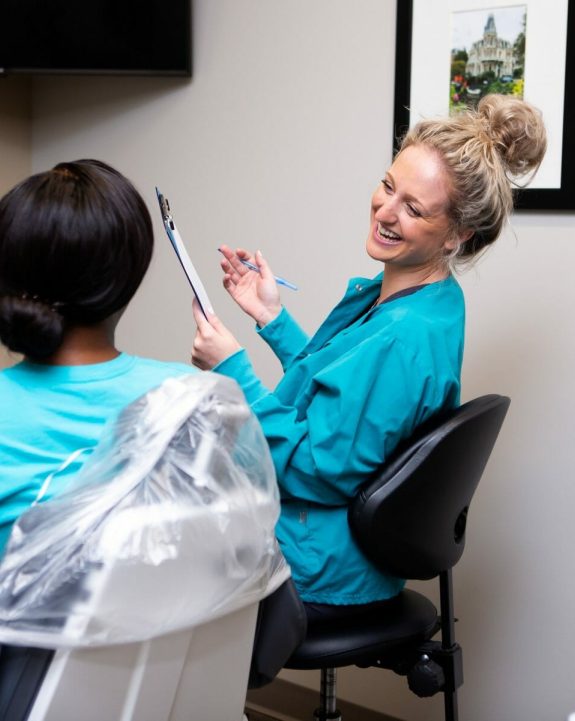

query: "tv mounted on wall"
xmin=0 ymin=0 xmax=192 ymax=77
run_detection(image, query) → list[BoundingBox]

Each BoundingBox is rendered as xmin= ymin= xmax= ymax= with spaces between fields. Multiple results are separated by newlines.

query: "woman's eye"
xmin=406 ymin=204 xmax=421 ymax=217
xmin=381 ymin=179 xmax=393 ymax=192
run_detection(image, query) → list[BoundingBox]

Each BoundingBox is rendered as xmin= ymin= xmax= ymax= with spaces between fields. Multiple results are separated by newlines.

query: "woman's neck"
xmin=377 ymin=263 xmax=449 ymax=304
xmin=37 ymin=321 xmax=120 ymax=366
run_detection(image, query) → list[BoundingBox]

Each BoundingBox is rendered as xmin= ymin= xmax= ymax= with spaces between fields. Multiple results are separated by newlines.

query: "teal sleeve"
xmin=213 ymin=349 xmax=272 ymax=405
xmin=215 ymin=335 xmax=449 ymax=506
xmin=256 ymin=307 xmax=310 ymax=370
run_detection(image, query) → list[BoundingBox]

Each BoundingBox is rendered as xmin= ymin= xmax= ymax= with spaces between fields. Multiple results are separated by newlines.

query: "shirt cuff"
xmin=256 ymin=307 xmax=309 ymax=362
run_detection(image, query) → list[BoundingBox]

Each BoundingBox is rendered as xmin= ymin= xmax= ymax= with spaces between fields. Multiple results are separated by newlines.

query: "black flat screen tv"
xmin=0 ymin=0 xmax=192 ymax=76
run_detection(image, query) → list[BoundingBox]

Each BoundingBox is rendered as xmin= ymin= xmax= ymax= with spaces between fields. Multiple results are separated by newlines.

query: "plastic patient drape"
xmin=0 ymin=373 xmax=289 ymax=648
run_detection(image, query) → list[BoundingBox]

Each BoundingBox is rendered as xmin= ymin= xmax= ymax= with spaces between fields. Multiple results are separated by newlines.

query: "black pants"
xmin=304 ymin=597 xmax=397 ymax=626
xmin=0 ymin=644 xmax=54 ymax=721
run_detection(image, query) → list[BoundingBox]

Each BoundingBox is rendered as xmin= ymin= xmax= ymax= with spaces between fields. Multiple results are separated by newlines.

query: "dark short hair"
xmin=0 ymin=159 xmax=153 ymax=360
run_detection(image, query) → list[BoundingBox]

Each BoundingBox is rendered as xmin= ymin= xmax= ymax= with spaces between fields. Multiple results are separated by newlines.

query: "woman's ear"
xmin=444 ymin=228 xmax=473 ymax=253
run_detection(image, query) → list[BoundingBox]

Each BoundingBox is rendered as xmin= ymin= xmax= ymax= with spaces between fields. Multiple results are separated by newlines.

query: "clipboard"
xmin=155 ymin=187 xmax=215 ymax=319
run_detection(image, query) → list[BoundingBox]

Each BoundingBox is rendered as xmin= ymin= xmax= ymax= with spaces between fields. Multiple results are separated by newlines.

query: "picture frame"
xmin=394 ymin=0 xmax=575 ymax=211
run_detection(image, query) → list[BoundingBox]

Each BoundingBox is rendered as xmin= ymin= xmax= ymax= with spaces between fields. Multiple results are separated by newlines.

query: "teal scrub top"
xmin=215 ymin=273 xmax=465 ymax=604
xmin=0 ymin=354 xmax=196 ymax=555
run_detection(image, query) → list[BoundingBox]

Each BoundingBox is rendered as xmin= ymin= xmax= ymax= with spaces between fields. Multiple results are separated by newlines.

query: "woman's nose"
xmin=374 ymin=195 xmax=397 ymax=223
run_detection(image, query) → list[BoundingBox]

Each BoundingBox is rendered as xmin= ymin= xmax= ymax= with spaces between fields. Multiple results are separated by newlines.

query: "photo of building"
xmin=466 ymin=14 xmax=516 ymax=78
xmin=450 ymin=5 xmax=525 ymax=111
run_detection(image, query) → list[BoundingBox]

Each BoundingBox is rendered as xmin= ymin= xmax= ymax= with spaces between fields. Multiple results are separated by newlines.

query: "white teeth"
xmin=377 ymin=223 xmax=401 ymax=241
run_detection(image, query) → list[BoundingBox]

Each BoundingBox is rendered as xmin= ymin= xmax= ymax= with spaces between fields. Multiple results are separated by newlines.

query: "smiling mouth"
xmin=376 ymin=223 xmax=402 ymax=245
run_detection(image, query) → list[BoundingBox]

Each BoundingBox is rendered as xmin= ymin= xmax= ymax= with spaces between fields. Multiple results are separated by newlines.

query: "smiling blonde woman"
xmin=191 ymin=94 xmax=546 ymax=623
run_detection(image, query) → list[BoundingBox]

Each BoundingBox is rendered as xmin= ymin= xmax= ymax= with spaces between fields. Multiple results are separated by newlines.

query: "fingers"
xmin=219 ymin=245 xmax=253 ymax=277
xmin=220 ymin=245 xmax=276 ymax=284
xmin=192 ymin=298 xmax=209 ymax=328
xmin=218 ymin=245 xmax=238 ymax=276
xmin=193 ymin=299 xmax=229 ymax=336
xmin=192 ymin=298 xmax=219 ymax=328
xmin=191 ymin=307 xmax=242 ymax=370
xmin=205 ymin=313 xmax=226 ymax=333
xmin=254 ymin=249 xmax=275 ymax=282
xmin=192 ymin=298 xmax=202 ymax=323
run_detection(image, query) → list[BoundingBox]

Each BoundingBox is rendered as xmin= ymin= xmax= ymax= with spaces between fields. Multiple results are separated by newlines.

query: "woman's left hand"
xmin=191 ymin=300 xmax=242 ymax=370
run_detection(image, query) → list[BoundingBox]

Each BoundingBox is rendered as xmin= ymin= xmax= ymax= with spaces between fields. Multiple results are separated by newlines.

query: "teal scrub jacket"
xmin=215 ymin=273 xmax=465 ymax=604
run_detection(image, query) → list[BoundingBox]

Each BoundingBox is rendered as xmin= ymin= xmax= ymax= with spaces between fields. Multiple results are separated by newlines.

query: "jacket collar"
xmin=305 ymin=275 xmax=382 ymax=353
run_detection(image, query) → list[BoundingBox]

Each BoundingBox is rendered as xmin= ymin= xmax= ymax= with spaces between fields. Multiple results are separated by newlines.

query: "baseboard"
xmin=246 ymin=678 xmax=401 ymax=721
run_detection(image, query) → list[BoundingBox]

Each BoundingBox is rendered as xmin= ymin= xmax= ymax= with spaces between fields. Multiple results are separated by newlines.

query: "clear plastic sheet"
xmin=0 ymin=373 xmax=289 ymax=648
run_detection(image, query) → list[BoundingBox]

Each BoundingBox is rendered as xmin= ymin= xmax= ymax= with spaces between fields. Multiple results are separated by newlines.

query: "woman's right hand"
xmin=219 ymin=245 xmax=282 ymax=327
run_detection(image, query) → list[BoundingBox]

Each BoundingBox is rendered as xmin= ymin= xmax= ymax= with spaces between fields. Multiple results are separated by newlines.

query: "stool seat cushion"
xmin=285 ymin=589 xmax=438 ymax=670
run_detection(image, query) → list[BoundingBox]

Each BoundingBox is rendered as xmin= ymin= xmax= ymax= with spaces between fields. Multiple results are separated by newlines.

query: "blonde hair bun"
xmin=398 ymin=93 xmax=547 ymax=264
xmin=476 ymin=94 xmax=547 ymax=180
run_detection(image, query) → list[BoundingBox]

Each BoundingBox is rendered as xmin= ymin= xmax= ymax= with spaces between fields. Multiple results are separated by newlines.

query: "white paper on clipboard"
xmin=155 ymin=187 xmax=214 ymax=318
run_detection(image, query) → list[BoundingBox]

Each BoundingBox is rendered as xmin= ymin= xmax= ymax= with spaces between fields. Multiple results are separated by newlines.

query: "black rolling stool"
xmin=284 ymin=394 xmax=510 ymax=721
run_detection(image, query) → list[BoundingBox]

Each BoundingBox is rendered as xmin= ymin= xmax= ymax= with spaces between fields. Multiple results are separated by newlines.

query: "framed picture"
xmin=394 ymin=0 xmax=575 ymax=211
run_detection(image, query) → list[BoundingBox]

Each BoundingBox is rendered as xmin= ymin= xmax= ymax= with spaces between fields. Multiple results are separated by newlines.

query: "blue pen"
xmin=218 ymin=250 xmax=298 ymax=290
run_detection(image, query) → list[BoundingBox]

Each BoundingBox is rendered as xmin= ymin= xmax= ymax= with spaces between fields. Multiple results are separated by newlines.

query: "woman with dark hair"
xmin=0 ymin=159 xmax=197 ymax=554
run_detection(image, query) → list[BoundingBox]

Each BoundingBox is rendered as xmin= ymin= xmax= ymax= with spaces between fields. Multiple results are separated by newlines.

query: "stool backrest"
xmin=348 ymin=395 xmax=510 ymax=580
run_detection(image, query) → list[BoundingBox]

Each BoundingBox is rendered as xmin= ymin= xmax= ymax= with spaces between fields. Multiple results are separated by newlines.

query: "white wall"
xmin=0 ymin=76 xmax=32 ymax=194
xmin=30 ymin=0 xmax=392 ymax=385
xmin=0 ymin=76 xmax=31 ymax=369
xmin=8 ymin=1 xmax=575 ymax=718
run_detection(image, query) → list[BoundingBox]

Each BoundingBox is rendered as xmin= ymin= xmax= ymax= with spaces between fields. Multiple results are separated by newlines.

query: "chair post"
xmin=439 ymin=569 xmax=463 ymax=721
xmin=439 ymin=568 xmax=456 ymax=648
xmin=314 ymin=667 xmax=341 ymax=721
